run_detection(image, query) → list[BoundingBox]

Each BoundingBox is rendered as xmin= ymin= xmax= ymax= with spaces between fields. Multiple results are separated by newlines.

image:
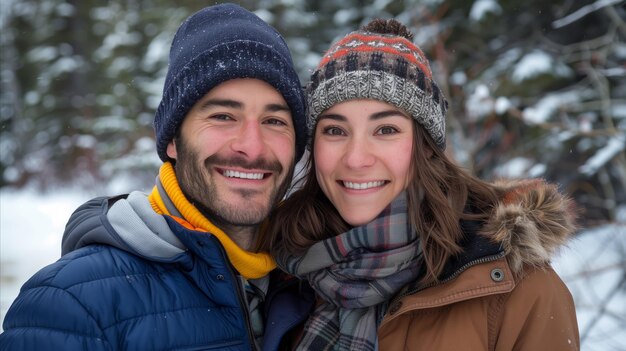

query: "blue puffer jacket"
xmin=1 ymin=193 xmax=314 ymax=350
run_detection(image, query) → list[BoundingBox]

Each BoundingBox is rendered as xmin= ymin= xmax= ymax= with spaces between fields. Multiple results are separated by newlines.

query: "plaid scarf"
xmin=275 ymin=193 xmax=423 ymax=351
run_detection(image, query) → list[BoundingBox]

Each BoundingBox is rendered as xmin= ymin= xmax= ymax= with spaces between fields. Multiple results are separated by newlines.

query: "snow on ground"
xmin=0 ymin=188 xmax=90 ymax=328
xmin=552 ymin=223 xmax=626 ymax=350
xmin=1 ymin=188 xmax=625 ymax=350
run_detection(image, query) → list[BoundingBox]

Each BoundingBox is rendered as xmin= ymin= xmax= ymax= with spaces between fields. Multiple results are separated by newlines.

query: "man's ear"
xmin=166 ymin=140 xmax=178 ymax=160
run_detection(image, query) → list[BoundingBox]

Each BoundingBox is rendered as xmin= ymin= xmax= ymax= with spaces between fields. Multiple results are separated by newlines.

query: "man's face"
xmin=167 ymin=78 xmax=296 ymax=230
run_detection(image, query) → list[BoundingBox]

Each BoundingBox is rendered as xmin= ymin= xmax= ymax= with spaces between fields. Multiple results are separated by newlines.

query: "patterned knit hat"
xmin=154 ymin=3 xmax=306 ymax=162
xmin=307 ymin=19 xmax=448 ymax=150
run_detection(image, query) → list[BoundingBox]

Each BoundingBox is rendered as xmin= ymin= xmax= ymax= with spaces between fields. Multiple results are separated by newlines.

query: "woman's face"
xmin=314 ymin=99 xmax=414 ymax=227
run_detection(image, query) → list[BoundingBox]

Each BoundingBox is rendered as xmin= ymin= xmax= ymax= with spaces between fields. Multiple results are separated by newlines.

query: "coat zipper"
xmin=212 ymin=236 xmax=259 ymax=351
xmin=387 ymin=251 xmax=506 ymax=309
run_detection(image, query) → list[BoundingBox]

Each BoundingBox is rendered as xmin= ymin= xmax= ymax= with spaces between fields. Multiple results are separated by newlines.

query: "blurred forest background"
xmin=1 ymin=0 xmax=625 ymax=348
xmin=1 ymin=0 xmax=625 ymax=227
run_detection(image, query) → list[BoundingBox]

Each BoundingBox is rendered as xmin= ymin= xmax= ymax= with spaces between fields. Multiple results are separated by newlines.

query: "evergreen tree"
xmin=1 ymin=0 xmax=624 ymax=223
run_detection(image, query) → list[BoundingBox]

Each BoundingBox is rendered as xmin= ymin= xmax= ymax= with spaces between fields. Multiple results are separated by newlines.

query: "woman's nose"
xmin=343 ymin=137 xmax=376 ymax=169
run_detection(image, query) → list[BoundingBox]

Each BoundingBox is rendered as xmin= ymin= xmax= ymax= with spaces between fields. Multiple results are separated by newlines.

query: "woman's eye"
xmin=322 ymin=126 xmax=345 ymax=136
xmin=376 ymin=126 xmax=399 ymax=135
xmin=377 ymin=126 xmax=400 ymax=135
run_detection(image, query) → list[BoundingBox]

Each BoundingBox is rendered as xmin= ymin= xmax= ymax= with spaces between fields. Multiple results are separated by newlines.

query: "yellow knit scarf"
xmin=148 ymin=162 xmax=276 ymax=279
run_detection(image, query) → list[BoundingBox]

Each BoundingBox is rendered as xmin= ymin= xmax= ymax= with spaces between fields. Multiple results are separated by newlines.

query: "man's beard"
xmin=173 ymin=138 xmax=294 ymax=229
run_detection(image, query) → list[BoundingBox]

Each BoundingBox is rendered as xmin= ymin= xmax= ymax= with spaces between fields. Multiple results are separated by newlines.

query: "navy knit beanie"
xmin=154 ymin=3 xmax=306 ymax=162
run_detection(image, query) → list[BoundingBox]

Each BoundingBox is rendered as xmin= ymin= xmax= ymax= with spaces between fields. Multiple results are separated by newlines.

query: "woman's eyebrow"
xmin=318 ymin=114 xmax=347 ymax=122
xmin=370 ymin=110 xmax=407 ymax=120
xmin=319 ymin=110 xmax=406 ymax=122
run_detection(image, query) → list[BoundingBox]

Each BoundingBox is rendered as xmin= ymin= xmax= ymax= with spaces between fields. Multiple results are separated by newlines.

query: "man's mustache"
xmin=204 ymin=154 xmax=283 ymax=173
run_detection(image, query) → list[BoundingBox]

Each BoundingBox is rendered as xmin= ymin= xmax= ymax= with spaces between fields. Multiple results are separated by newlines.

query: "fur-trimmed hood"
xmin=483 ymin=179 xmax=578 ymax=275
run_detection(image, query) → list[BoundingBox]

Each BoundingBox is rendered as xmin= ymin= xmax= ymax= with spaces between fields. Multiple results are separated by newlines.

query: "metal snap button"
xmin=490 ymin=268 xmax=504 ymax=282
xmin=216 ymin=274 xmax=225 ymax=281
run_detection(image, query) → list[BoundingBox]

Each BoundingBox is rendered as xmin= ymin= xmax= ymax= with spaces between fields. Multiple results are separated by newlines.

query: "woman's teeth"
xmin=343 ymin=181 xmax=385 ymax=190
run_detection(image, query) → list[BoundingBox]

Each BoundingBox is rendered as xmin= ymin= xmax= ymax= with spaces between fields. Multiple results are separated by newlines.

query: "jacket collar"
xmin=385 ymin=179 xmax=576 ymax=312
xmin=382 ymin=257 xmax=515 ymax=324
xmin=441 ymin=179 xmax=577 ymax=281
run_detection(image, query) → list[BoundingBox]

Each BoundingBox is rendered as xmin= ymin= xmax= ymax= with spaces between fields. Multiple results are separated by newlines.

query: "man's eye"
xmin=322 ymin=126 xmax=345 ymax=136
xmin=376 ymin=126 xmax=399 ymax=135
xmin=210 ymin=114 xmax=233 ymax=121
xmin=264 ymin=118 xmax=287 ymax=126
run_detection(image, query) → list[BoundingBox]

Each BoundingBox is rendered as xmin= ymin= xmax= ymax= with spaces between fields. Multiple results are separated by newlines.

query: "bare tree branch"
xmin=552 ymin=0 xmax=624 ymax=29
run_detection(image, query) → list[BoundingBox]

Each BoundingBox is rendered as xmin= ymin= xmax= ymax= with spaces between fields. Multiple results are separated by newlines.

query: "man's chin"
xmin=207 ymin=196 xmax=273 ymax=225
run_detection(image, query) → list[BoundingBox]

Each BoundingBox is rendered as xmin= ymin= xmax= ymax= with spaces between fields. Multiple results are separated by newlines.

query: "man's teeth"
xmin=343 ymin=181 xmax=385 ymax=190
xmin=223 ymin=170 xmax=264 ymax=180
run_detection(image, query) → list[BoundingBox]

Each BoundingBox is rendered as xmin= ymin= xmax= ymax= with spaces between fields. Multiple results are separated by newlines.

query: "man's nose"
xmin=230 ymin=121 xmax=265 ymax=159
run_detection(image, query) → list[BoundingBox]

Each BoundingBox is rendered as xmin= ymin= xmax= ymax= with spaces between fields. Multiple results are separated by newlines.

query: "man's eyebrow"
xmin=198 ymin=99 xmax=242 ymax=111
xmin=266 ymin=103 xmax=290 ymax=113
xmin=197 ymin=100 xmax=290 ymax=113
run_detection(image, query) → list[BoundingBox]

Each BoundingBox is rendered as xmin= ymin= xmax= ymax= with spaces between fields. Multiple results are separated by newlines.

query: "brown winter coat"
xmin=378 ymin=180 xmax=580 ymax=350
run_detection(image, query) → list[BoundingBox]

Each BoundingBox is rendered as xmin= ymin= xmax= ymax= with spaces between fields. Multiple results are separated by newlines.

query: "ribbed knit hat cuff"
xmin=155 ymin=40 xmax=306 ymax=162
xmin=307 ymin=70 xmax=447 ymax=150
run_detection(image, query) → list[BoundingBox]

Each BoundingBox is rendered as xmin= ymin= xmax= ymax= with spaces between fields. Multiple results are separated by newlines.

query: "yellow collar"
xmin=148 ymin=162 xmax=276 ymax=279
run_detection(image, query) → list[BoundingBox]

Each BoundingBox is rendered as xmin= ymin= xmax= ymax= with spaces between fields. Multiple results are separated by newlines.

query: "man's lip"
xmin=216 ymin=167 xmax=272 ymax=180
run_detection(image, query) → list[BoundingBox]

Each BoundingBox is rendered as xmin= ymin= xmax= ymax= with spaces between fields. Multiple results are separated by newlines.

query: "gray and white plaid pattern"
xmin=275 ymin=193 xmax=423 ymax=350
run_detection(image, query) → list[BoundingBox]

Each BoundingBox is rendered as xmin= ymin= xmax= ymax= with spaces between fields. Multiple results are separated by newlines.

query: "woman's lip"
xmin=338 ymin=180 xmax=388 ymax=190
